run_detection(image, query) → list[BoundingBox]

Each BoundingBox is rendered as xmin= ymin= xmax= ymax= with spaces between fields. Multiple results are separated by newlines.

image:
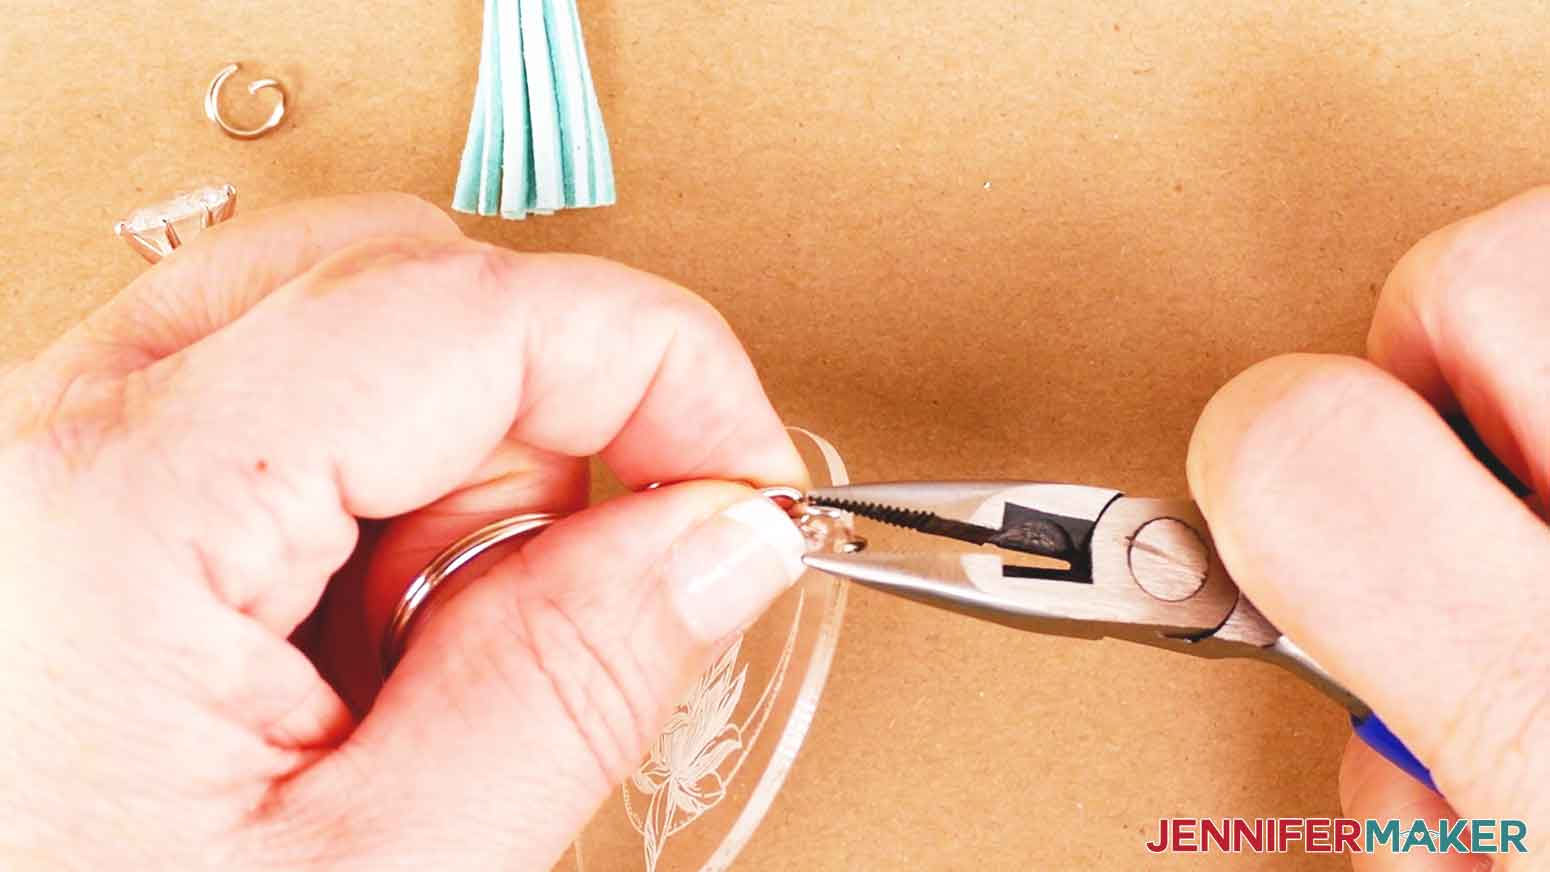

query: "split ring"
xmin=381 ymin=512 xmax=562 ymax=676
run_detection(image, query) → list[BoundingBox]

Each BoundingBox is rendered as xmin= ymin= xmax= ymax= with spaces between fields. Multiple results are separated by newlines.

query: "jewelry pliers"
xmin=800 ymin=480 xmax=1435 ymax=790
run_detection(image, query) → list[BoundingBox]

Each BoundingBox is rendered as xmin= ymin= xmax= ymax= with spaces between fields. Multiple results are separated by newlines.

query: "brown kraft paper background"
xmin=3 ymin=1 xmax=1547 ymax=869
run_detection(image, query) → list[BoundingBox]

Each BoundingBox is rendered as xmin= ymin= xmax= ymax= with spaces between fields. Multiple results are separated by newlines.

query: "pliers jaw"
xmin=801 ymin=481 xmax=1242 ymax=645
xmin=802 ymin=480 xmax=1426 ymax=789
xmin=806 ymin=482 xmax=1120 ymax=581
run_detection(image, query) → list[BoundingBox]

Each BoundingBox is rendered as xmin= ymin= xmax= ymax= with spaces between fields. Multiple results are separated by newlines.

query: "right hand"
xmin=1188 ymin=187 xmax=1550 ymax=869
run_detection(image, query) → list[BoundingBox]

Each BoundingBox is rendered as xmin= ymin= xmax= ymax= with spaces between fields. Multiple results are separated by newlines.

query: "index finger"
xmin=118 ymin=237 xmax=806 ymax=631
xmin=1367 ymin=186 xmax=1550 ymax=498
xmin=1187 ymin=354 xmax=1550 ymax=818
xmin=43 ymin=193 xmax=461 ymax=376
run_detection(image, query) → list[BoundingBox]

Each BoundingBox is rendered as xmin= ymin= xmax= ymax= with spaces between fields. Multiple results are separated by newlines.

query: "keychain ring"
xmin=380 ymin=512 xmax=562 ymax=676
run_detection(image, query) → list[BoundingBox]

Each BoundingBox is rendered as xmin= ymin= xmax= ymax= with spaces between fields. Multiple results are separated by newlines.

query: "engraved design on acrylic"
xmin=622 ymin=592 xmax=804 ymax=872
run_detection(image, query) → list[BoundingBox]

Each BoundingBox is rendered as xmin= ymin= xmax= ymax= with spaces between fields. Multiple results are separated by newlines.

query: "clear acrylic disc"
xmin=556 ymin=428 xmax=850 ymax=872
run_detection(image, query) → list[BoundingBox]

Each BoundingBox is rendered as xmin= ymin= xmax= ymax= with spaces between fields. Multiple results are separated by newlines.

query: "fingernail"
xmin=665 ymin=496 xmax=807 ymax=643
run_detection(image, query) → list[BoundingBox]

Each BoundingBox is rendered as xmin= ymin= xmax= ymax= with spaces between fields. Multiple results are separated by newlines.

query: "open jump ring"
xmin=381 ymin=512 xmax=562 ymax=676
xmin=204 ymin=63 xmax=287 ymax=140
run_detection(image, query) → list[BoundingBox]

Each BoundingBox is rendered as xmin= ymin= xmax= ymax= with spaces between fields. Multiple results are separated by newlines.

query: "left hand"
xmin=0 ymin=193 xmax=810 ymax=870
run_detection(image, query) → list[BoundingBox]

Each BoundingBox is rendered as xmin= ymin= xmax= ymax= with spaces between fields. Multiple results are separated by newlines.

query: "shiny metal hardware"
xmin=381 ymin=512 xmax=560 ymax=676
xmin=804 ymin=481 xmax=1368 ymax=718
xmin=204 ymin=63 xmax=287 ymax=140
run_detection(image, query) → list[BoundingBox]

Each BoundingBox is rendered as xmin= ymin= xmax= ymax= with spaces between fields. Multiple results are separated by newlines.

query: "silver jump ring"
xmin=205 ymin=63 xmax=287 ymax=140
xmin=759 ymin=485 xmax=804 ymax=504
xmin=381 ymin=512 xmax=562 ymax=676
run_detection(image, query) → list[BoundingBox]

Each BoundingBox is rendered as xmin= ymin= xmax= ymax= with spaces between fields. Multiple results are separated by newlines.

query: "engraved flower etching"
xmin=629 ymin=640 xmax=747 ymax=870
xmin=622 ymin=592 xmax=803 ymax=871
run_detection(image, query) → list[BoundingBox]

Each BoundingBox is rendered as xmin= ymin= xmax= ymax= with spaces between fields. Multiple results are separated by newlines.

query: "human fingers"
xmin=1368 ymin=186 xmax=1550 ymax=498
xmin=266 ymin=482 xmax=805 ymax=869
xmin=1187 ymin=354 xmax=1550 ymax=841
xmin=42 ymin=192 xmax=459 ymax=378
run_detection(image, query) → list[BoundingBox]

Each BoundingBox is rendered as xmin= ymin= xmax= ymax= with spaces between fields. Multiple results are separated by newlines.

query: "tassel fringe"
xmin=453 ymin=0 xmax=615 ymax=219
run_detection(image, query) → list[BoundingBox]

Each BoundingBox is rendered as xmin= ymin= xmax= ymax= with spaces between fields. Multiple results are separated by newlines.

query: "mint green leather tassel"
xmin=452 ymin=0 xmax=614 ymax=219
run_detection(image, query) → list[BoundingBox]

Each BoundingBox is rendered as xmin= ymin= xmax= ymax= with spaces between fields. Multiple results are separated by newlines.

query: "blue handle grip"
xmin=1352 ymin=712 xmax=1435 ymax=792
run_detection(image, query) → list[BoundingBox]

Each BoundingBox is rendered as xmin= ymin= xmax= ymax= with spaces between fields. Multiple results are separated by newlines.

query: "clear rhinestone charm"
xmin=759 ymin=486 xmax=867 ymax=554
xmin=114 ymin=184 xmax=237 ymax=263
xmin=793 ymin=505 xmax=866 ymax=553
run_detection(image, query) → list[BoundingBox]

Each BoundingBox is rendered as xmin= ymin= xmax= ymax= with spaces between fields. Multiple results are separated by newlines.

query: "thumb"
xmin=1187 ymin=354 xmax=1550 ymax=837
xmin=275 ymin=482 xmax=806 ymax=869
xmin=1340 ymin=739 xmax=1481 ymax=872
